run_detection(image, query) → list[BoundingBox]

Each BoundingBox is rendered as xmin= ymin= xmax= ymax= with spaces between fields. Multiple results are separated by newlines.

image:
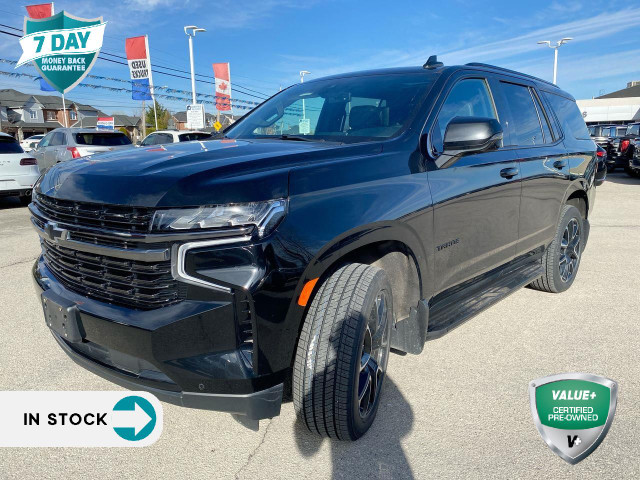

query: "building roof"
xmin=0 ymin=88 xmax=98 ymax=111
xmin=597 ymin=84 xmax=640 ymax=99
xmin=113 ymin=114 xmax=141 ymax=127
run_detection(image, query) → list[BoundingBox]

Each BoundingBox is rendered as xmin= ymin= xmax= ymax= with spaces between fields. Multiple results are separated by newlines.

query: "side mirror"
xmin=443 ymin=116 xmax=503 ymax=155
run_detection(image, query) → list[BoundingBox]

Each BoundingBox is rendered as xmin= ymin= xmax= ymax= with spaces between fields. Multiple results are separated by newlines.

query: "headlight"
xmin=150 ymin=199 xmax=287 ymax=236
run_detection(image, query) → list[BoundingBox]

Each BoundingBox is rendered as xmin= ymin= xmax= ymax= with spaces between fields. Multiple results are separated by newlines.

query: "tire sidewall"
xmin=548 ymin=206 xmax=584 ymax=293
xmin=347 ymin=270 xmax=393 ymax=439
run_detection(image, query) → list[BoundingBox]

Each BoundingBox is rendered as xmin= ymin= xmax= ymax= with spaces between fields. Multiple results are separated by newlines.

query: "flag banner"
xmin=36 ymin=75 xmax=56 ymax=91
xmin=213 ymin=63 xmax=231 ymax=112
xmin=125 ymin=35 xmax=154 ymax=101
xmin=26 ymin=3 xmax=54 ymax=19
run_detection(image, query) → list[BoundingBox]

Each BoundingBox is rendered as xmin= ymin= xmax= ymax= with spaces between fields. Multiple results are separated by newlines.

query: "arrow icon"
xmin=111 ymin=400 xmax=153 ymax=436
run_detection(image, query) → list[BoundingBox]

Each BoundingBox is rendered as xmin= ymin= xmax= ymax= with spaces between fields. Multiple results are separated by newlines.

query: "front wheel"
xmin=293 ymin=263 xmax=392 ymax=440
xmin=529 ymin=205 xmax=583 ymax=293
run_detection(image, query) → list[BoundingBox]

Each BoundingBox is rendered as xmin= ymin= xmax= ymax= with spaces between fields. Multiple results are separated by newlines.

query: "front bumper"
xmin=33 ymin=258 xmax=284 ymax=420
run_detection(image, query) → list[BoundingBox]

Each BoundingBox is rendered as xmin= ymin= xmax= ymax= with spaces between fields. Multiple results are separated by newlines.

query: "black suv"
xmin=30 ymin=60 xmax=596 ymax=440
xmin=619 ymin=122 xmax=640 ymax=177
xmin=589 ymin=124 xmax=626 ymax=171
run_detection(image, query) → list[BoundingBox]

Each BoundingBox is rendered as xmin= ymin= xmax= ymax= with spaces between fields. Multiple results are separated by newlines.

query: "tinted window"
xmin=531 ymin=90 xmax=554 ymax=143
xmin=543 ymin=92 xmax=590 ymax=140
xmin=74 ymin=133 xmax=132 ymax=146
xmin=178 ymin=132 xmax=212 ymax=142
xmin=501 ymin=82 xmax=543 ymax=146
xmin=0 ymin=136 xmax=23 ymax=154
xmin=226 ymin=73 xmax=436 ymax=143
xmin=154 ymin=133 xmax=174 ymax=144
xmin=140 ymin=134 xmax=157 ymax=146
xmin=433 ymin=78 xmax=497 ymax=153
xmin=626 ymin=124 xmax=640 ymax=136
xmin=49 ymin=132 xmax=66 ymax=146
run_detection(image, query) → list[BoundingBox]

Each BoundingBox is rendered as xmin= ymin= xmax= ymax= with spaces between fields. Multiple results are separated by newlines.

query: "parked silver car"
xmin=33 ymin=128 xmax=134 ymax=172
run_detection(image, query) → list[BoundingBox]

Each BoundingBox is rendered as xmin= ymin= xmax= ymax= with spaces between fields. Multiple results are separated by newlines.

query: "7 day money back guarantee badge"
xmin=529 ymin=373 xmax=618 ymax=464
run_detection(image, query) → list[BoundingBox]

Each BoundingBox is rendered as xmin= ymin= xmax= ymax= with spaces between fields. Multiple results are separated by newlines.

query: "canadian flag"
xmin=25 ymin=3 xmax=54 ymax=19
xmin=213 ymin=63 xmax=231 ymax=112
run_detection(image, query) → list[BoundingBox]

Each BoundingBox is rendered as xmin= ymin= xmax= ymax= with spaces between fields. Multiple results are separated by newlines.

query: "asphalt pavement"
xmin=0 ymin=172 xmax=639 ymax=479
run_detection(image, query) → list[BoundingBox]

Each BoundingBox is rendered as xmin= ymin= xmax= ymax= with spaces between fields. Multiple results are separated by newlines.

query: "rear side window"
xmin=74 ymin=133 xmax=132 ymax=146
xmin=433 ymin=78 xmax=497 ymax=153
xmin=500 ymin=82 xmax=543 ymax=146
xmin=627 ymin=124 xmax=640 ymax=136
xmin=0 ymin=136 xmax=23 ymax=154
xmin=531 ymin=90 xmax=554 ymax=143
xmin=543 ymin=92 xmax=590 ymax=140
xmin=49 ymin=132 xmax=66 ymax=146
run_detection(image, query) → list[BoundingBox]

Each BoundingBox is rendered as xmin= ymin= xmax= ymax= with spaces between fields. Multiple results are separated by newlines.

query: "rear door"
xmin=427 ymin=74 xmax=521 ymax=294
xmin=44 ymin=132 xmax=66 ymax=167
xmin=494 ymin=80 xmax=570 ymax=257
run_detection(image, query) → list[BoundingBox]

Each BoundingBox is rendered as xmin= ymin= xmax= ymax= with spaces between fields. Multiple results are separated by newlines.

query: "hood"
xmin=37 ymin=138 xmax=380 ymax=207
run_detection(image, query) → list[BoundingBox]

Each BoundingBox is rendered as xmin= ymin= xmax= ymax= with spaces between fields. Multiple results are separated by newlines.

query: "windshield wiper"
xmin=278 ymin=134 xmax=320 ymax=142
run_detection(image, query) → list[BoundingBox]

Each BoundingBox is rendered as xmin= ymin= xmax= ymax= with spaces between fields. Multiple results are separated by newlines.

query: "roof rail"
xmin=465 ymin=63 xmax=558 ymax=88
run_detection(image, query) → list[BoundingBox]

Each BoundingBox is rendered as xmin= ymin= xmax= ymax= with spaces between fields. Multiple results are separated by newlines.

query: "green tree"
xmin=145 ymin=101 xmax=171 ymax=132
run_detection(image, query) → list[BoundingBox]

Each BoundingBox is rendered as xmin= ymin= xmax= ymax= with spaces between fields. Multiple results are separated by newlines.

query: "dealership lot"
xmin=0 ymin=173 xmax=639 ymax=479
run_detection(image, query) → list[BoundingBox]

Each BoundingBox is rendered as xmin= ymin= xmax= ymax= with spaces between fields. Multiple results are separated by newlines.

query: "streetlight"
xmin=537 ymin=37 xmax=573 ymax=85
xmin=184 ymin=25 xmax=206 ymax=104
xmin=299 ymin=70 xmax=310 ymax=120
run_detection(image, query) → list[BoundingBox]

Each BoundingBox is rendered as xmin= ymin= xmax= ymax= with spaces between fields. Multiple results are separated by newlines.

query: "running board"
xmin=426 ymin=256 xmax=544 ymax=340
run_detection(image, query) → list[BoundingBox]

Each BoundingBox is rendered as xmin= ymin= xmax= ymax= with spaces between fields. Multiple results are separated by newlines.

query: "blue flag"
xmin=132 ymin=78 xmax=152 ymax=100
xmin=37 ymin=76 xmax=56 ymax=92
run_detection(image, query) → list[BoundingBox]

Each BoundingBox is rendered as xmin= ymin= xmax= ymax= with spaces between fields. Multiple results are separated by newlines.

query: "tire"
xmin=293 ymin=263 xmax=392 ymax=440
xmin=529 ymin=205 xmax=583 ymax=293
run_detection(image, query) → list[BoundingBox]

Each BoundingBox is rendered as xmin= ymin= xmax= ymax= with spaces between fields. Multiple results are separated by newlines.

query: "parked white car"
xmin=20 ymin=134 xmax=45 ymax=152
xmin=139 ymin=130 xmax=212 ymax=146
xmin=0 ymin=133 xmax=39 ymax=205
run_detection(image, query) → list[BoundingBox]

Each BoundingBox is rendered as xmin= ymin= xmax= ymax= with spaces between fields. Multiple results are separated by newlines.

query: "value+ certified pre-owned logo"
xmin=529 ymin=373 xmax=618 ymax=464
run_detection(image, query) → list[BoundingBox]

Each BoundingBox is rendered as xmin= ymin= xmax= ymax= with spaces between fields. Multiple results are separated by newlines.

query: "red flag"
xmin=25 ymin=3 xmax=54 ymax=19
xmin=213 ymin=63 xmax=231 ymax=112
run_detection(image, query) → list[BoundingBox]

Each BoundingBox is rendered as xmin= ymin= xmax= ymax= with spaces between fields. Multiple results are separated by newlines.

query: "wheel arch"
xmin=284 ymin=221 xmax=430 ymax=369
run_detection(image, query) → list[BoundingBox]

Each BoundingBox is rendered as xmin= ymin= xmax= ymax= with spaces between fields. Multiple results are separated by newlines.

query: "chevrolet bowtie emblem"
xmin=43 ymin=222 xmax=69 ymax=242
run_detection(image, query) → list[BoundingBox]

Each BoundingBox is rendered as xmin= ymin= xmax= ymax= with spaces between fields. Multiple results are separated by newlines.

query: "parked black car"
xmin=30 ymin=60 xmax=596 ymax=440
xmin=617 ymin=122 xmax=640 ymax=177
xmin=589 ymin=124 xmax=627 ymax=172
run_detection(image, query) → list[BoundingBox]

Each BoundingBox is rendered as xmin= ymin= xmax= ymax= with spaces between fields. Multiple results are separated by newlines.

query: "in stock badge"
xmin=16 ymin=11 xmax=107 ymax=93
xmin=529 ymin=373 xmax=618 ymax=464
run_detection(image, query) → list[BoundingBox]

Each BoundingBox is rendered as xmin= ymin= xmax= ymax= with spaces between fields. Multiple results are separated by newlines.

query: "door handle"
xmin=553 ymin=159 xmax=568 ymax=170
xmin=500 ymin=167 xmax=519 ymax=179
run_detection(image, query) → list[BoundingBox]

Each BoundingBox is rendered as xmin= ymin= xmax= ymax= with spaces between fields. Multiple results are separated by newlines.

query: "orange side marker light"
xmin=298 ymin=278 xmax=319 ymax=307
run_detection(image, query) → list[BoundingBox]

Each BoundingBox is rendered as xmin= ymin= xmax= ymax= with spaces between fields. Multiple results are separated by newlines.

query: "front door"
xmin=427 ymin=76 xmax=521 ymax=294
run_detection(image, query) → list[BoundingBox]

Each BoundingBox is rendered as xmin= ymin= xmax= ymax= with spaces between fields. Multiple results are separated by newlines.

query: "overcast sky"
xmin=1 ymin=0 xmax=639 ymax=116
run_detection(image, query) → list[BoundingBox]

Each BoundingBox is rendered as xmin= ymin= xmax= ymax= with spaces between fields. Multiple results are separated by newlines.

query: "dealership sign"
xmin=97 ymin=117 xmax=115 ymax=130
xmin=530 ymin=373 xmax=618 ymax=464
xmin=16 ymin=11 xmax=106 ymax=93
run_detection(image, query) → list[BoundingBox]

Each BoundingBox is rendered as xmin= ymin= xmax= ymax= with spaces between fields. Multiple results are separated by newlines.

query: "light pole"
xmin=537 ymin=38 xmax=573 ymax=84
xmin=184 ymin=25 xmax=206 ymax=104
xmin=299 ymin=70 xmax=310 ymax=120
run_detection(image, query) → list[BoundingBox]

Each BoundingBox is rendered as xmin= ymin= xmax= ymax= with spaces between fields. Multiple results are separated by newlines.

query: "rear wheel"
xmin=529 ymin=205 xmax=583 ymax=293
xmin=293 ymin=263 xmax=392 ymax=440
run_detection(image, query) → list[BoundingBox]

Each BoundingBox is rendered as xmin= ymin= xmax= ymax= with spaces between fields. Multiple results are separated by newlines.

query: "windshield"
xmin=225 ymin=73 xmax=435 ymax=143
xmin=0 ymin=136 xmax=23 ymax=154
xmin=74 ymin=133 xmax=132 ymax=146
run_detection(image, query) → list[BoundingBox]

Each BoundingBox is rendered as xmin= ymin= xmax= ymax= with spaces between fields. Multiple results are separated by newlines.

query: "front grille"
xmin=35 ymin=193 xmax=154 ymax=233
xmin=42 ymin=239 xmax=181 ymax=310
